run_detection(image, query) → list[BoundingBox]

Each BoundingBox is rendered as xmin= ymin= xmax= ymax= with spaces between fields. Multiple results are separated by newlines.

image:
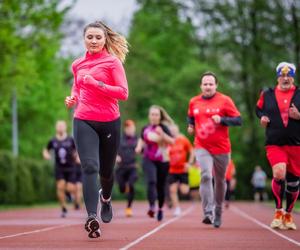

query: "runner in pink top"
xmin=70 ymin=47 xmax=128 ymax=122
xmin=65 ymin=21 xmax=129 ymax=239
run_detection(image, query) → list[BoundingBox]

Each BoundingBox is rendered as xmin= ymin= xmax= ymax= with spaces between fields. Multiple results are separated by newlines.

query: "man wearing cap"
xmin=256 ymin=62 xmax=300 ymax=230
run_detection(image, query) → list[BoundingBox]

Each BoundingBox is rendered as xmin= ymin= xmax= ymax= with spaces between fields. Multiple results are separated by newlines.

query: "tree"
xmin=124 ymin=0 xmax=210 ymax=132
xmin=189 ymin=0 xmax=300 ymax=197
xmin=0 ymin=0 xmax=75 ymax=157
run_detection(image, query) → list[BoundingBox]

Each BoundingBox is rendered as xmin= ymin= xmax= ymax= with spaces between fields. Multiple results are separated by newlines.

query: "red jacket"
xmin=71 ymin=48 xmax=128 ymax=122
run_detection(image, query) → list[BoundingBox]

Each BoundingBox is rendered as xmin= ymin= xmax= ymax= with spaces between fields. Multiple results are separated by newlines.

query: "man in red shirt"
xmin=187 ymin=72 xmax=241 ymax=228
xmin=256 ymin=62 xmax=300 ymax=230
xmin=168 ymin=124 xmax=194 ymax=216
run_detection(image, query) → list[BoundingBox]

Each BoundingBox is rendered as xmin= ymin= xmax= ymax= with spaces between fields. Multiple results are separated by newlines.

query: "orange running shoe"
xmin=125 ymin=207 xmax=133 ymax=217
xmin=282 ymin=213 xmax=297 ymax=230
xmin=270 ymin=210 xmax=284 ymax=229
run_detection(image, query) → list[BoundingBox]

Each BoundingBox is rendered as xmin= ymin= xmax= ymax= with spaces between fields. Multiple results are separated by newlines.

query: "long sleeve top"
xmin=71 ymin=48 xmax=128 ymax=122
xmin=256 ymin=86 xmax=300 ymax=145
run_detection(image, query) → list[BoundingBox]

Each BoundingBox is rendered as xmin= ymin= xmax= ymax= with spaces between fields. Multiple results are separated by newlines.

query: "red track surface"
xmin=0 ymin=201 xmax=299 ymax=249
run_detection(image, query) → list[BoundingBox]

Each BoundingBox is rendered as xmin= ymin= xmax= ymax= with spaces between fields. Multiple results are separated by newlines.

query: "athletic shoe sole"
xmin=85 ymin=218 xmax=101 ymax=238
xmin=202 ymin=216 xmax=213 ymax=224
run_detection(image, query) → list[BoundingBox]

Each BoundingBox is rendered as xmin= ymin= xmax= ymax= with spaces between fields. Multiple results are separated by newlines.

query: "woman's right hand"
xmin=65 ymin=96 xmax=77 ymax=108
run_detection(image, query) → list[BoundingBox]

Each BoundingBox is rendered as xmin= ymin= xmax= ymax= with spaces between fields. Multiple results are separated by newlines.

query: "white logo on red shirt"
xmin=205 ymin=108 xmax=220 ymax=113
xmin=196 ymin=119 xmax=216 ymax=139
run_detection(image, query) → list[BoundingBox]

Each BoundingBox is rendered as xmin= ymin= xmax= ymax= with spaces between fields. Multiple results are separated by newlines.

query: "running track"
xmin=0 ymin=202 xmax=299 ymax=249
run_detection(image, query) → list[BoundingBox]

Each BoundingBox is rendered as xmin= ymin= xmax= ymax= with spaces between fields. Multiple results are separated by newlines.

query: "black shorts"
xmin=168 ymin=173 xmax=188 ymax=185
xmin=75 ymin=164 xmax=82 ymax=183
xmin=116 ymin=167 xmax=138 ymax=186
xmin=254 ymin=187 xmax=265 ymax=193
xmin=55 ymin=168 xmax=76 ymax=184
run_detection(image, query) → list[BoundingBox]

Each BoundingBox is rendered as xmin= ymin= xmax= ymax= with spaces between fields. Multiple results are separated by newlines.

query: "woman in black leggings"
xmin=136 ymin=105 xmax=174 ymax=221
xmin=65 ymin=21 xmax=129 ymax=238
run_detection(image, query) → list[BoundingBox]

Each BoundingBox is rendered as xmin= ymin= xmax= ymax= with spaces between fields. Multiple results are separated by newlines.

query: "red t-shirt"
xmin=256 ymin=85 xmax=296 ymax=127
xmin=188 ymin=92 xmax=240 ymax=154
xmin=169 ymin=135 xmax=193 ymax=174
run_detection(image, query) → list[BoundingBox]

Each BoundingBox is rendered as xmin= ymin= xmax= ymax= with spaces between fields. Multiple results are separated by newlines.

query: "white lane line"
xmin=0 ymin=224 xmax=75 ymax=240
xmin=119 ymin=205 xmax=195 ymax=250
xmin=231 ymin=205 xmax=300 ymax=247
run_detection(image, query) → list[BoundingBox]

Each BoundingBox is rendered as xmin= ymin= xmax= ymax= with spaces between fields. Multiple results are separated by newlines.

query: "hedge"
xmin=0 ymin=150 xmax=147 ymax=205
xmin=0 ymin=151 xmax=56 ymax=204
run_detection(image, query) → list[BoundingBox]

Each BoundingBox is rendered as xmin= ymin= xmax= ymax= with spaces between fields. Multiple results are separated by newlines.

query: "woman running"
xmin=136 ymin=105 xmax=175 ymax=221
xmin=65 ymin=21 xmax=129 ymax=238
xmin=115 ymin=119 xmax=138 ymax=217
xmin=168 ymin=124 xmax=194 ymax=216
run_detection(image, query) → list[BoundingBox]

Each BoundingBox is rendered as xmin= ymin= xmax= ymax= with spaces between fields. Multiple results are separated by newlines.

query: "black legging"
xmin=116 ymin=167 xmax=137 ymax=208
xmin=73 ymin=118 xmax=120 ymax=216
xmin=143 ymin=157 xmax=169 ymax=209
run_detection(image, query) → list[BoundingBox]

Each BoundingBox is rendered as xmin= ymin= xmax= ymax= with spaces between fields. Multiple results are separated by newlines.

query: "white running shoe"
xmin=173 ymin=207 xmax=182 ymax=216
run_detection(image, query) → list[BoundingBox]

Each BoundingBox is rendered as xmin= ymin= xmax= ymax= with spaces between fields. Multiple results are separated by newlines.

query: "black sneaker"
xmin=213 ymin=208 xmax=222 ymax=228
xmin=157 ymin=209 xmax=163 ymax=221
xmin=202 ymin=212 xmax=213 ymax=224
xmin=61 ymin=207 xmax=67 ymax=218
xmin=99 ymin=189 xmax=113 ymax=223
xmin=85 ymin=215 xmax=101 ymax=238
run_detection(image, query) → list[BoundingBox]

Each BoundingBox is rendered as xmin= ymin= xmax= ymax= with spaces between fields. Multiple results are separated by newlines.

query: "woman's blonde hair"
xmin=83 ymin=21 xmax=129 ymax=63
xmin=149 ymin=105 xmax=175 ymax=127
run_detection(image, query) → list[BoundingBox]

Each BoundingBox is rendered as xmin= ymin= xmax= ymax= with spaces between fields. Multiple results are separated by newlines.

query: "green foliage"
xmin=124 ymin=0 xmax=207 ymax=133
xmin=0 ymin=151 xmax=17 ymax=203
xmin=123 ymin=0 xmax=300 ymax=199
xmin=1 ymin=0 xmax=299 ymax=201
xmin=0 ymin=151 xmax=55 ymax=204
xmin=0 ymin=0 xmax=75 ymax=158
xmin=188 ymin=0 xmax=300 ymax=198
